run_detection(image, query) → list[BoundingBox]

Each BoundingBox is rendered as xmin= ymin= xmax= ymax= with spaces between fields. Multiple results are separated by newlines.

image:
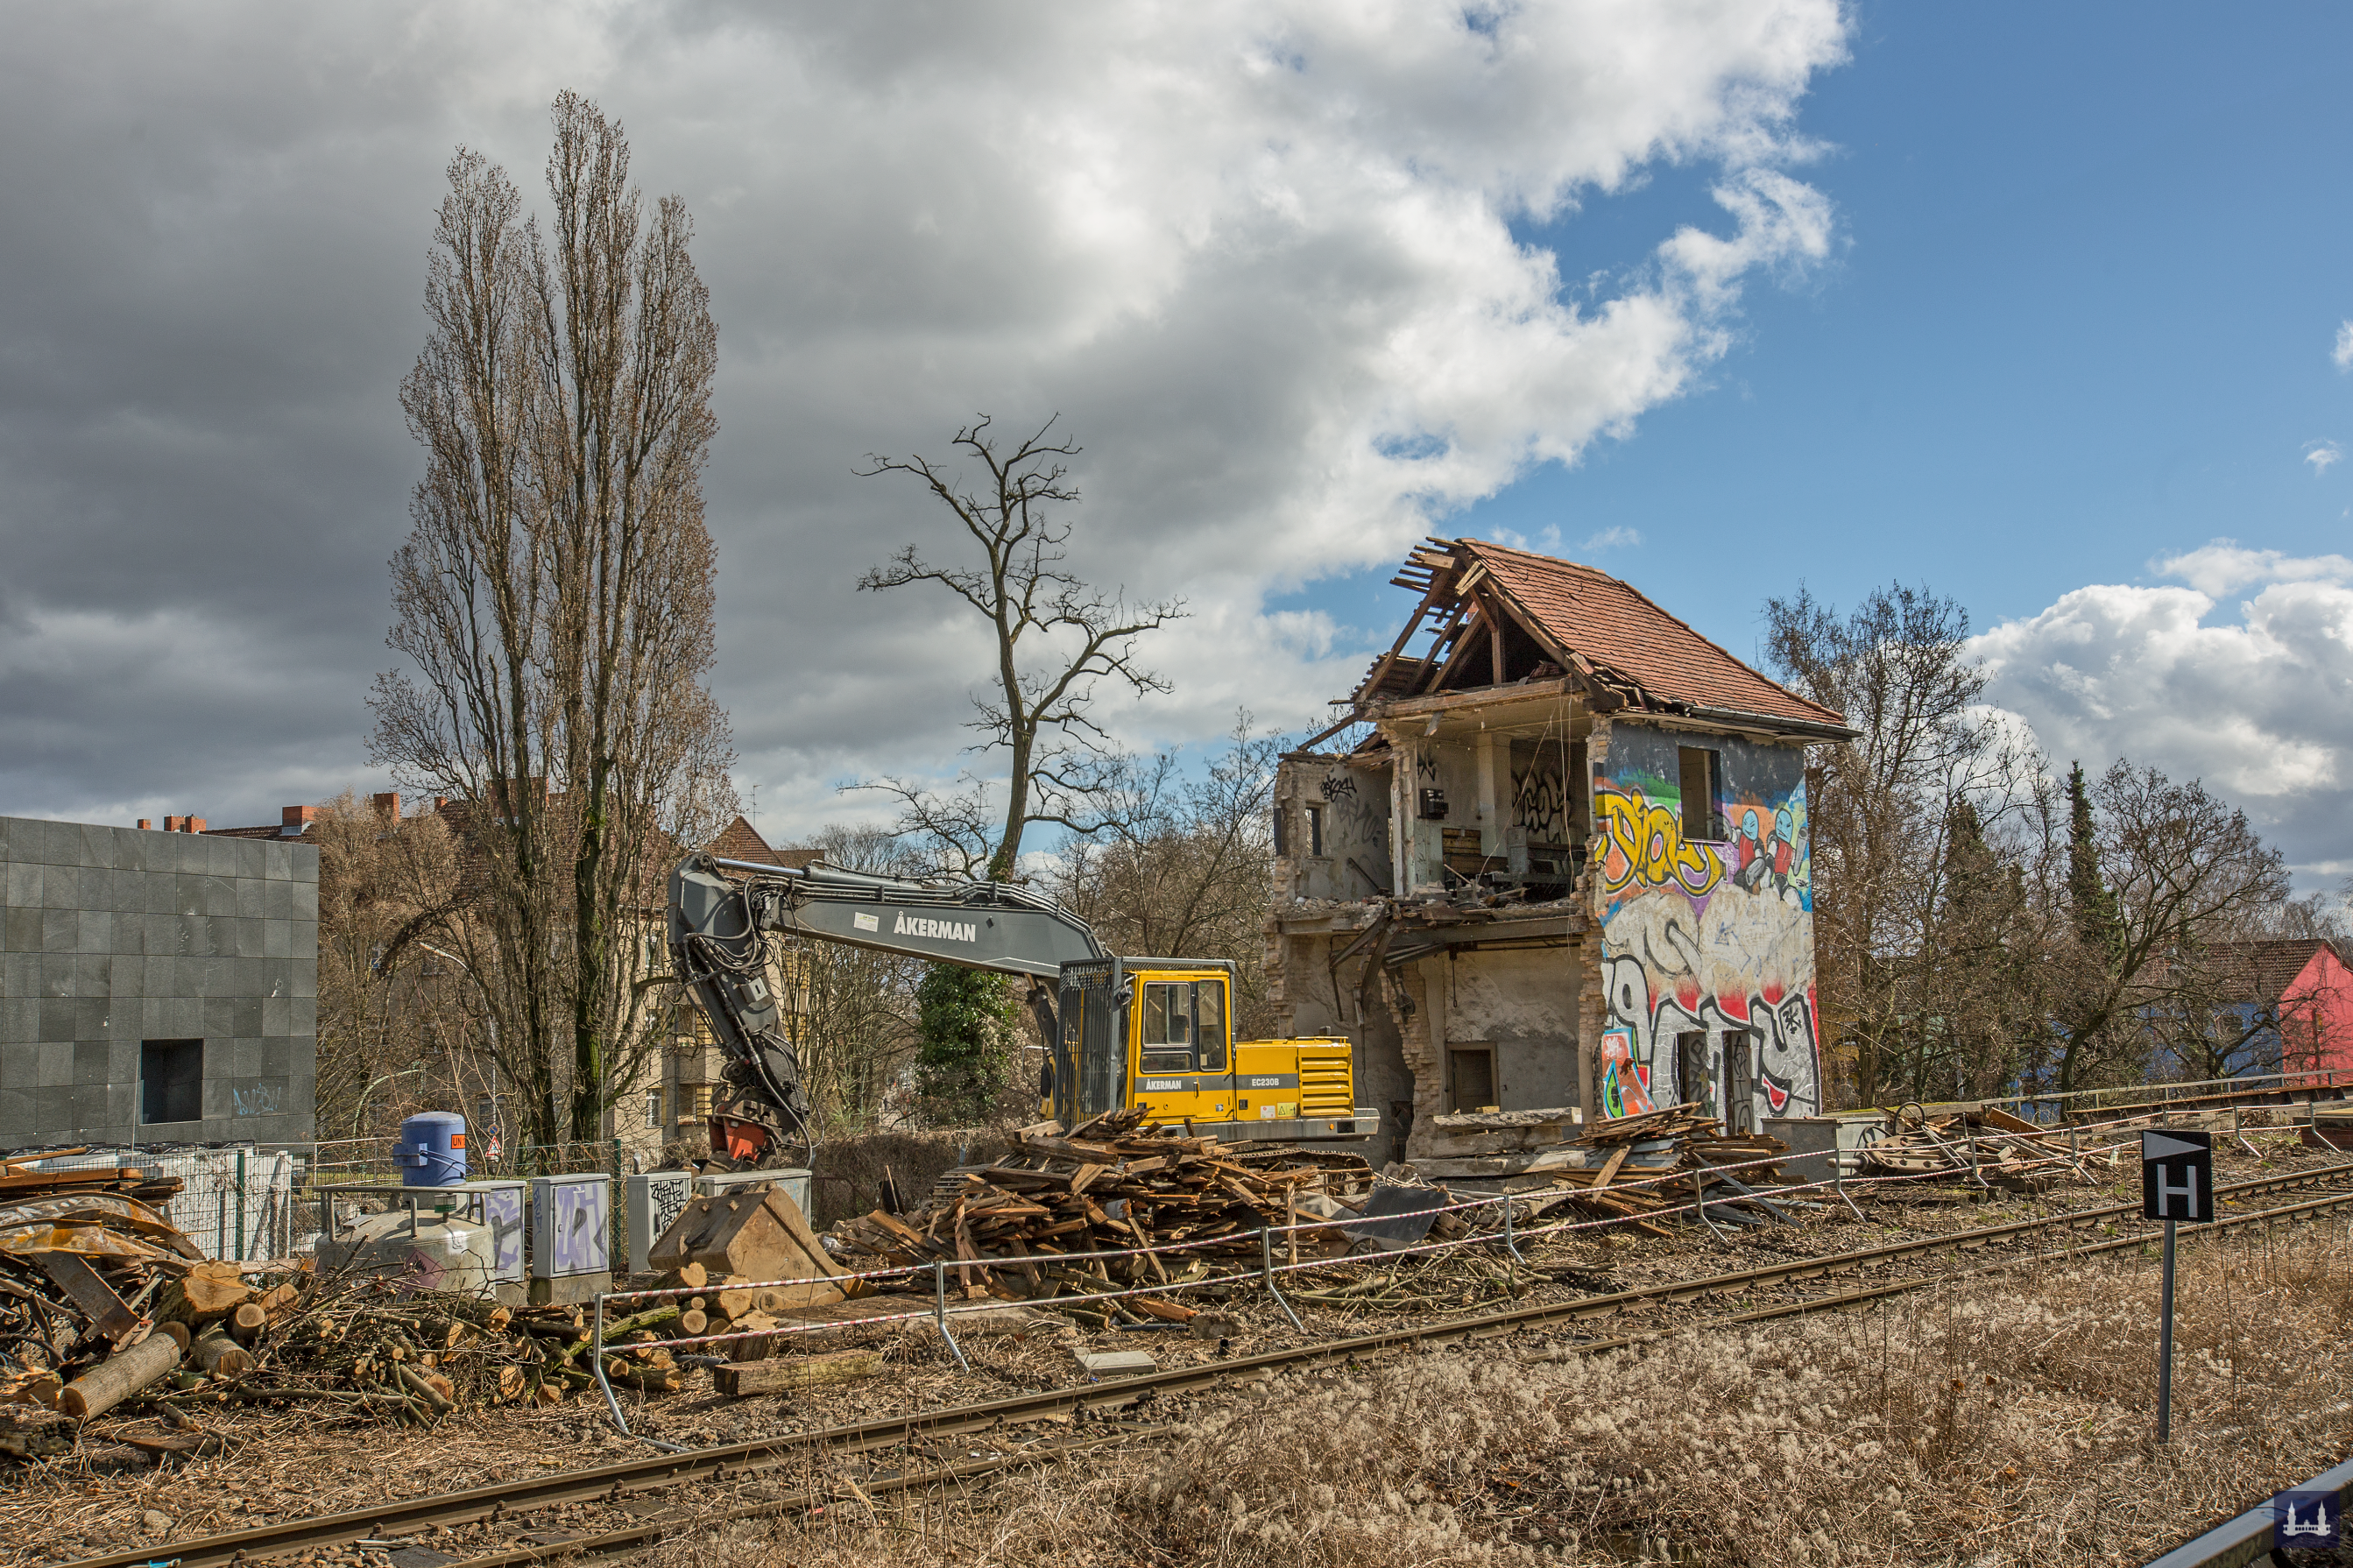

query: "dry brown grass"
xmin=644 ymin=1217 xmax=2353 ymax=1567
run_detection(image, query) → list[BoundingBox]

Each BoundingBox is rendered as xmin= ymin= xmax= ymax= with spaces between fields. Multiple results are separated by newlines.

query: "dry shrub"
xmin=809 ymin=1127 xmax=1012 ymax=1225
xmin=648 ymin=1221 xmax=2353 ymax=1566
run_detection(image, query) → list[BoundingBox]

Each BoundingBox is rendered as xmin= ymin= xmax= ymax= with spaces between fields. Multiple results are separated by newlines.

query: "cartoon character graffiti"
xmin=1593 ymin=783 xmax=1723 ymax=899
xmin=1727 ymin=789 xmax=1810 ymax=911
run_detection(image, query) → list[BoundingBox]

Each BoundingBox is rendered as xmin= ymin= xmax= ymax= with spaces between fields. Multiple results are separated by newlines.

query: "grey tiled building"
xmin=0 ymin=815 xmax=318 ymax=1150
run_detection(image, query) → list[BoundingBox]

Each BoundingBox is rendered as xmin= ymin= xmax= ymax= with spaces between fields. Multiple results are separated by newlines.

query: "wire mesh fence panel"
xmin=19 ymin=1146 xmax=297 ymax=1260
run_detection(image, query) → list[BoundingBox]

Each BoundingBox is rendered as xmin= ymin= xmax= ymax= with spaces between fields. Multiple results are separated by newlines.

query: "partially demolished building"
xmin=1265 ymin=539 xmax=1853 ymax=1163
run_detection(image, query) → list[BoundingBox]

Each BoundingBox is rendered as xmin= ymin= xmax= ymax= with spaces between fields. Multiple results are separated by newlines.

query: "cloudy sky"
xmin=2 ymin=3 xmax=2349 ymax=893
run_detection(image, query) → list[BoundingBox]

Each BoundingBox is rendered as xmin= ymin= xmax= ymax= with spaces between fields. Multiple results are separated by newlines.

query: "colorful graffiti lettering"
xmin=1602 ymin=951 xmax=1820 ymax=1119
xmin=1594 ymin=783 xmax=1723 ymax=898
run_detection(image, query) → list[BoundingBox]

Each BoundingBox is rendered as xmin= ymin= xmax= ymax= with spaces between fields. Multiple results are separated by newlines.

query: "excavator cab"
xmin=1045 ymin=957 xmax=1371 ymax=1142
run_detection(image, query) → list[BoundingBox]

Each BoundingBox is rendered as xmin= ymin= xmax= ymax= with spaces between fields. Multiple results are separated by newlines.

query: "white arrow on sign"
xmin=2144 ymin=1133 xmax=2206 ymax=1161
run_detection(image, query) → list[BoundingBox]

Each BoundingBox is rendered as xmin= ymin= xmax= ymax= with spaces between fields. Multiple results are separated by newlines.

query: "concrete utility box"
xmin=696 ymin=1165 xmax=812 ymax=1216
xmin=528 ymin=1174 xmax=612 ymax=1305
xmin=0 ymin=816 xmax=318 ymax=1150
xmin=625 ymin=1171 xmax=695 ymax=1276
xmin=317 ymin=1180 xmax=528 ymax=1304
xmin=647 ymin=1184 xmax=847 ymax=1308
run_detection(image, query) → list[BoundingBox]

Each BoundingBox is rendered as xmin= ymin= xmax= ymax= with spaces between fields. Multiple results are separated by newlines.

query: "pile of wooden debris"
xmin=1407 ymin=1104 xmax=1802 ymax=1237
xmin=830 ymin=1107 xmax=1374 ymax=1306
xmin=1543 ymin=1105 xmax=1797 ymax=1233
xmin=1856 ymin=1105 xmax=2086 ymax=1193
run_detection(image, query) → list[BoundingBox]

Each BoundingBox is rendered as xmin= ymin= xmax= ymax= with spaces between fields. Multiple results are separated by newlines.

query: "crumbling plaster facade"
xmin=1263 ymin=540 xmax=1841 ymax=1166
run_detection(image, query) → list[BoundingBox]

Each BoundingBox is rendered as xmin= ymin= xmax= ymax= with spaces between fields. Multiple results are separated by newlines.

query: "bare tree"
xmin=371 ymin=92 xmax=737 ymax=1149
xmin=2048 ymin=761 xmax=2290 ymax=1091
xmin=312 ymin=794 xmax=477 ymax=1141
xmin=787 ymin=824 xmax=928 ymax=1131
xmin=1043 ymin=718 xmax=1284 ymax=1037
xmin=857 ymin=417 xmax=1183 ymax=879
xmin=1763 ymin=584 xmax=2053 ymax=1106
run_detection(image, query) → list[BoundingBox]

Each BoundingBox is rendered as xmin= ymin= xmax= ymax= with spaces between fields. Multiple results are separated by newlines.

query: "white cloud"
xmin=2149 ymin=538 xmax=2353 ymax=596
xmin=2308 ymin=440 xmax=2343 ymax=476
xmin=2335 ymin=320 xmax=2353 ymax=371
xmin=1579 ymin=526 xmax=1644 ymax=551
xmin=0 ymin=1 xmax=1852 ymax=837
xmin=1974 ymin=547 xmax=2353 ymax=882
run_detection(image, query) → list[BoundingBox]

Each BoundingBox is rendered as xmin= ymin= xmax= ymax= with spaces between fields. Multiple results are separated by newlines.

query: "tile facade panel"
xmin=0 ymin=816 xmax=317 ymax=1152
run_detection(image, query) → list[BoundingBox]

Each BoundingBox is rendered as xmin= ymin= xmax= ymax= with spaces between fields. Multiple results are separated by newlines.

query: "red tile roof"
xmin=705 ymin=815 xmax=821 ymax=871
xmin=1360 ymin=538 xmax=1850 ymax=734
xmin=2208 ymin=939 xmax=2335 ymax=1002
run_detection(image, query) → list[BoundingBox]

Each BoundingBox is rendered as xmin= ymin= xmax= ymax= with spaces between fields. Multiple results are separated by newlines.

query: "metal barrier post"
xmin=1261 ymin=1224 xmax=1305 ymax=1331
xmin=1831 ymin=1150 xmax=1865 ymax=1222
xmin=933 ymin=1260 xmax=970 ymax=1373
xmin=235 ymin=1148 xmax=247 ymax=1262
xmin=1691 ymin=1171 xmax=1731 ymax=1244
xmin=1501 ymin=1195 xmax=1527 ymax=1266
xmin=590 ymin=1291 xmax=689 ymax=1451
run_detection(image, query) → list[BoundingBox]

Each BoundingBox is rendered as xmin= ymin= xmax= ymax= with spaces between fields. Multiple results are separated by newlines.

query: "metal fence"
xmin=1862 ymin=1066 xmax=2353 ymax=1127
xmin=20 ymin=1145 xmax=297 ymax=1261
xmin=304 ymin=1134 xmax=632 ymax=1267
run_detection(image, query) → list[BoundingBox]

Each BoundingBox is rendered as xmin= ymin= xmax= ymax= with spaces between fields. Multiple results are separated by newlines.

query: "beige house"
xmin=1264 ymin=539 xmax=1852 ymax=1164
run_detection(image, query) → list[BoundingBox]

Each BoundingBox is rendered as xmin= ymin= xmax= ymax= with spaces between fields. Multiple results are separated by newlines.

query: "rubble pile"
xmin=1857 ymin=1105 xmax=2086 ymax=1194
xmin=1536 ymin=1105 xmax=1798 ymax=1233
xmin=0 ymin=1148 xmax=722 ymax=1445
xmin=829 ymin=1107 xmax=1374 ymax=1313
xmin=1406 ymin=1104 xmax=1800 ymax=1235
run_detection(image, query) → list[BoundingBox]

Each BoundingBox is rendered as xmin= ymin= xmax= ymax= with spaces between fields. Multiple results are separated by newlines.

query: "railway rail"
xmin=69 ymin=1158 xmax=2353 ymax=1568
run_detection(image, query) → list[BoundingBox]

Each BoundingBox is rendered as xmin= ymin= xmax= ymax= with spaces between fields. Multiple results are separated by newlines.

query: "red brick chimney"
xmin=137 ymin=819 xmax=152 ymax=830
xmin=371 ymin=793 xmax=401 ymax=820
xmin=187 ymin=817 xmax=206 ymax=833
xmin=281 ymin=805 xmax=321 ymax=836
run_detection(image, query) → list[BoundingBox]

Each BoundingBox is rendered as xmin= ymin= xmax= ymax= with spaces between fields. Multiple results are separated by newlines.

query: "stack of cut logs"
xmin=829 ymin=1107 xmax=1373 ymax=1310
xmin=1536 ymin=1105 xmax=1797 ymax=1235
xmin=1856 ymin=1105 xmax=2083 ymax=1193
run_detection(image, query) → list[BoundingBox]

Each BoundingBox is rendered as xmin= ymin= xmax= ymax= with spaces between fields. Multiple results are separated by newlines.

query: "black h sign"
xmin=2141 ymin=1130 xmax=2214 ymax=1223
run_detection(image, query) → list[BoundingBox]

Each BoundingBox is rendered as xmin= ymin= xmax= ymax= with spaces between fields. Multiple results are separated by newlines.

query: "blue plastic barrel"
xmin=396 ymin=1112 xmax=468 ymax=1186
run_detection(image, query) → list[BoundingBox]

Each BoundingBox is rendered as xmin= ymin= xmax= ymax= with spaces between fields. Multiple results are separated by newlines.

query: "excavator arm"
xmin=667 ymin=853 xmax=1106 ymax=1166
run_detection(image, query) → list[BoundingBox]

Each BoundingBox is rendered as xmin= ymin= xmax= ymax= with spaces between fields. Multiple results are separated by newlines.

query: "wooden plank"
xmin=1591 ymin=1144 xmax=1633 ymax=1192
xmin=715 ymin=1349 xmax=883 ymax=1398
xmin=37 ymin=1251 xmax=143 ymax=1343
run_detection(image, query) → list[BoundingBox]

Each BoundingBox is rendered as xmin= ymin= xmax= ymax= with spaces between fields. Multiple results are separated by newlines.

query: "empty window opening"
xmin=1306 ymin=803 xmax=1326 ymax=858
xmin=1678 ymin=746 xmax=1723 ymax=842
xmin=1675 ymin=1032 xmax=1711 ymax=1119
xmin=1449 ymin=1046 xmax=1496 ymax=1112
xmin=141 ymin=1039 xmax=202 ymax=1126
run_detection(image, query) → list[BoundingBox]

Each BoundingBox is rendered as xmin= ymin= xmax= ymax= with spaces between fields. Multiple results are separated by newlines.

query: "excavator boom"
xmin=668 ymin=853 xmax=1104 ymax=1165
xmin=668 ymin=851 xmax=1370 ymax=1167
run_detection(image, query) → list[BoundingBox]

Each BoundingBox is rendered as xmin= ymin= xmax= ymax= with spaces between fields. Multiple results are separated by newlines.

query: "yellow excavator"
xmin=668 ymin=853 xmax=1374 ymax=1166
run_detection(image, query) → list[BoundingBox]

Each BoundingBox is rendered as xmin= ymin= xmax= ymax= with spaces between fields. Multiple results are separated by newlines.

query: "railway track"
xmin=71 ymin=1158 xmax=2353 ymax=1568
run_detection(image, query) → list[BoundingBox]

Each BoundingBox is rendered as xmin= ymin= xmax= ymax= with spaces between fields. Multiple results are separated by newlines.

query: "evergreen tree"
xmin=913 ymin=964 xmax=1019 ymax=1127
xmin=2066 ymin=761 xmax=2122 ymax=963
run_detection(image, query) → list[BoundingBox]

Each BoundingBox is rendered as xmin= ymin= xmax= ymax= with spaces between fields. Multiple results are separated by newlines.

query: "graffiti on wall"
xmin=1599 ymin=1025 xmax=1655 ymax=1119
xmin=1594 ymin=783 xmax=1724 ymax=897
xmin=1511 ymin=745 xmax=1570 ymax=841
xmin=1595 ymin=726 xmax=1820 ymax=1119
